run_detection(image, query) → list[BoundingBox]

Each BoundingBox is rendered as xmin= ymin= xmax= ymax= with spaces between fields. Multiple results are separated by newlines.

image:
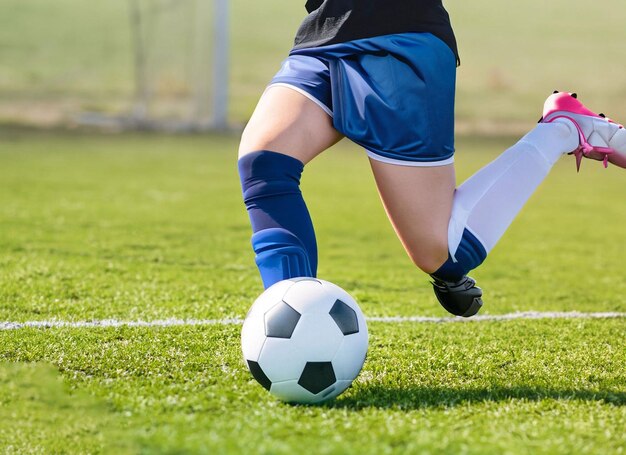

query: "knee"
xmin=238 ymin=151 xmax=305 ymax=202
xmin=238 ymin=123 xmax=266 ymax=158
xmin=405 ymin=239 xmax=449 ymax=275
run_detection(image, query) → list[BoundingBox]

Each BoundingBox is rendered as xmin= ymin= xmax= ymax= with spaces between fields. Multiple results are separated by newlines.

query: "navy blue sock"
xmin=431 ymin=228 xmax=487 ymax=282
xmin=238 ymin=150 xmax=317 ymax=288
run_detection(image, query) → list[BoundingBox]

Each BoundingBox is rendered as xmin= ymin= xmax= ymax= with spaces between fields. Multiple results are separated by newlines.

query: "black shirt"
xmin=293 ymin=0 xmax=458 ymax=62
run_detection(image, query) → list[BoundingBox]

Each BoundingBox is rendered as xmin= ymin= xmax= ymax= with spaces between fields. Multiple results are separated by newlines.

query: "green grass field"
xmin=1 ymin=129 xmax=625 ymax=453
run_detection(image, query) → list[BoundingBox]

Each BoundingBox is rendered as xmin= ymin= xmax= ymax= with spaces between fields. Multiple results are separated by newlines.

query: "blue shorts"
xmin=269 ymin=33 xmax=457 ymax=166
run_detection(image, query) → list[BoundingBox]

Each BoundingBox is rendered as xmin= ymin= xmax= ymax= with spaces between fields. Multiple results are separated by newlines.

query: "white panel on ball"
xmin=258 ymin=338 xmax=309 ymax=383
xmin=271 ymin=379 xmax=355 ymax=404
xmin=258 ymin=312 xmax=343 ymax=383
xmin=269 ymin=380 xmax=315 ymax=404
xmin=291 ymin=313 xmax=345 ymax=358
xmin=281 ymin=279 xmax=334 ymax=314
xmin=331 ymin=335 xmax=368 ymax=381
xmin=240 ymin=316 xmax=267 ymax=362
xmin=245 ymin=279 xmax=295 ymax=319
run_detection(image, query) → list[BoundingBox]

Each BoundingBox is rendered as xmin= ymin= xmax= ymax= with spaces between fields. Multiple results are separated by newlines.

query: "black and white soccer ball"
xmin=241 ymin=278 xmax=368 ymax=404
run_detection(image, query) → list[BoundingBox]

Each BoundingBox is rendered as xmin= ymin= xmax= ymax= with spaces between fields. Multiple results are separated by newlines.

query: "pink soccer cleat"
xmin=541 ymin=91 xmax=626 ymax=171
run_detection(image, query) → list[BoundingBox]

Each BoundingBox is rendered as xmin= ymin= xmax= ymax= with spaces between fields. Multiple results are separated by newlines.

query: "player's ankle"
xmin=520 ymin=123 xmax=579 ymax=165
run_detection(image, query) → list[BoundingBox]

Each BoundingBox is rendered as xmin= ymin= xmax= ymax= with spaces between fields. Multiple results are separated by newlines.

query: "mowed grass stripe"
xmin=1 ymin=311 xmax=625 ymax=330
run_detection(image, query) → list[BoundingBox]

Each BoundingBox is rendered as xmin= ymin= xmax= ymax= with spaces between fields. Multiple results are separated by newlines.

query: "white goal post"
xmin=211 ymin=0 xmax=229 ymax=130
xmin=80 ymin=0 xmax=230 ymax=131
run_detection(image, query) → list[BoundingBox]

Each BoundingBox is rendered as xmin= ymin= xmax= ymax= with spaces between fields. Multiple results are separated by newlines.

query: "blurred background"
xmin=1 ymin=0 xmax=625 ymax=133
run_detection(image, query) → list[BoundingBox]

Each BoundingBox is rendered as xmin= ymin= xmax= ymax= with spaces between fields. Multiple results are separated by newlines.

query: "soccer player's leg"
xmin=238 ymin=84 xmax=343 ymax=289
xmin=423 ymin=92 xmax=626 ymax=316
xmin=326 ymin=34 xmax=486 ymax=316
xmin=426 ymin=95 xmax=611 ymax=316
xmin=370 ymin=116 xmax=577 ymax=318
xmin=334 ymin=38 xmax=612 ymax=317
xmin=368 ymin=160 xmax=484 ymax=318
xmin=367 ymin=92 xmax=619 ymax=317
xmin=438 ymin=91 xmax=626 ymax=278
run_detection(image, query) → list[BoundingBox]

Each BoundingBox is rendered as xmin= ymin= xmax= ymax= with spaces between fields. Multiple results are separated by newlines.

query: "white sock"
xmin=448 ymin=121 xmax=579 ymax=259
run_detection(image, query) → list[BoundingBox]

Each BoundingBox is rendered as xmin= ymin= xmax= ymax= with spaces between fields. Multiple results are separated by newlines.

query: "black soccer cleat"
xmin=430 ymin=275 xmax=483 ymax=318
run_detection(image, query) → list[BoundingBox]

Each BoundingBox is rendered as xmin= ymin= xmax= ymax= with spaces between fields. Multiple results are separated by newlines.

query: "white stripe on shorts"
xmin=366 ymin=149 xmax=455 ymax=167
xmin=266 ymin=83 xmax=333 ymax=117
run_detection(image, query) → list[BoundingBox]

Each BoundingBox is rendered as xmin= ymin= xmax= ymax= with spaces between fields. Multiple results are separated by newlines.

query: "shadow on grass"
xmin=328 ymin=385 xmax=626 ymax=410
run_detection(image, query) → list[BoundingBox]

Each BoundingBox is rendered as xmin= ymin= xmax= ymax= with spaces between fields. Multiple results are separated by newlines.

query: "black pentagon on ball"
xmin=247 ymin=360 xmax=272 ymax=391
xmin=264 ymin=301 xmax=301 ymax=338
xmin=329 ymin=299 xmax=359 ymax=335
xmin=298 ymin=361 xmax=336 ymax=394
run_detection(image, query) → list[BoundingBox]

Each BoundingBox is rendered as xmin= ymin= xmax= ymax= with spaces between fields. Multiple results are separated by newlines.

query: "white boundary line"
xmin=0 ymin=312 xmax=624 ymax=331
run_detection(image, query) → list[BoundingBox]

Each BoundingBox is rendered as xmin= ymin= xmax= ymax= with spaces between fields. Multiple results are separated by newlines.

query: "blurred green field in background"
xmin=0 ymin=0 xmax=625 ymax=129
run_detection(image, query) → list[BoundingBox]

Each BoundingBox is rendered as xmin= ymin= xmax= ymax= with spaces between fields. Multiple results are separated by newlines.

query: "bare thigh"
xmin=369 ymin=159 xmax=456 ymax=274
xmin=239 ymin=85 xmax=343 ymax=164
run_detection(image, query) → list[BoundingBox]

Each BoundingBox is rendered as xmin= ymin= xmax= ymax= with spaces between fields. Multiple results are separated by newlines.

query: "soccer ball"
xmin=241 ymin=278 xmax=368 ymax=404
